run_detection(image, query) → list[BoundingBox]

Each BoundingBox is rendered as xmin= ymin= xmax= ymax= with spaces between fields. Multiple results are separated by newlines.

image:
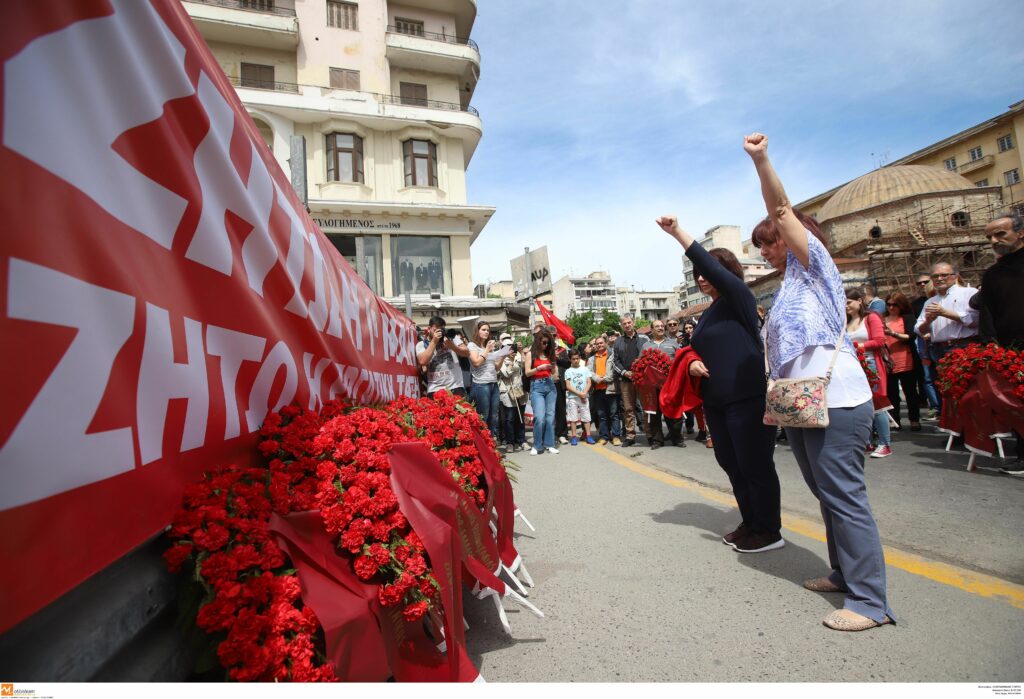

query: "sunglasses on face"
xmin=916 ymin=281 xmax=929 ymax=286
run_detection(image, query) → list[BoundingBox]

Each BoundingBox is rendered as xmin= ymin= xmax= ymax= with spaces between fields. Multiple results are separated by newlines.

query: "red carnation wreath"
xmin=165 ymin=392 xmax=504 ymax=681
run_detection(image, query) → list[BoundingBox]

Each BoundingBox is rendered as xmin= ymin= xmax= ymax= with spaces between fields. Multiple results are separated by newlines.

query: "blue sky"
xmin=465 ymin=0 xmax=1024 ymax=292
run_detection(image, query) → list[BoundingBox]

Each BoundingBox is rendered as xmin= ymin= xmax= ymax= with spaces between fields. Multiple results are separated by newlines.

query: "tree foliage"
xmin=565 ymin=310 xmax=623 ymax=346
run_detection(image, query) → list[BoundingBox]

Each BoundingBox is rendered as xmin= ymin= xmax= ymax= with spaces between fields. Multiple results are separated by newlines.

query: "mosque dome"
xmin=816 ymin=165 xmax=977 ymax=222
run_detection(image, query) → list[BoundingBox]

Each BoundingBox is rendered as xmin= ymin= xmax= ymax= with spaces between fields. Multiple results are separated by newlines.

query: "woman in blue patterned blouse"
xmin=745 ymin=132 xmax=895 ymax=632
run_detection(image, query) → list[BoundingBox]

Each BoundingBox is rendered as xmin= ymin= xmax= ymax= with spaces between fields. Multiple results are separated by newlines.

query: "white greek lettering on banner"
xmin=0 ymin=260 xmax=136 ymax=510
xmin=2 ymin=0 xmax=191 ymax=249
xmin=137 ymin=304 xmax=210 ymax=466
xmin=205 ymin=326 xmax=267 ymax=440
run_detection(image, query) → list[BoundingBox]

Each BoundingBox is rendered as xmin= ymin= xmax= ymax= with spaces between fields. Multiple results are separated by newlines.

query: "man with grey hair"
xmin=915 ymin=260 xmax=980 ymax=413
xmin=971 ymin=210 xmax=1024 ymax=474
xmin=612 ymin=313 xmax=649 ymax=447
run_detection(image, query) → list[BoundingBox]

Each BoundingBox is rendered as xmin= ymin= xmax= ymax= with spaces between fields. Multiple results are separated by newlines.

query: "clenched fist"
xmin=743 ymin=132 xmax=768 ymax=158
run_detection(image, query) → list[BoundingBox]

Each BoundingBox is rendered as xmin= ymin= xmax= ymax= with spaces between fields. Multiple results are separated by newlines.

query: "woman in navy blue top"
xmin=657 ymin=216 xmax=782 ymax=554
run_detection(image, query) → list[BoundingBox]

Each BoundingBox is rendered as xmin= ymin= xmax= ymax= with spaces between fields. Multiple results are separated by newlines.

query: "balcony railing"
xmin=386 ymin=25 xmax=479 ymax=53
xmin=226 ymin=77 xmax=480 ymax=117
xmin=228 ymin=75 xmax=299 ymax=93
xmin=186 ymin=0 xmax=296 ymax=17
xmin=369 ymin=91 xmax=479 ymax=116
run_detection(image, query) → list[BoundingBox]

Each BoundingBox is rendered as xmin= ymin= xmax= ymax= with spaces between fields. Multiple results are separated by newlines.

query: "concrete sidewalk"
xmin=462 ymin=427 xmax=1024 ymax=682
xmin=543 ymin=416 xmax=1024 ymax=583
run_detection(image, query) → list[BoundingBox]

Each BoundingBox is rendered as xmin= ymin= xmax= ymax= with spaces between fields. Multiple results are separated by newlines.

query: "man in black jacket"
xmin=971 ymin=211 xmax=1024 ymax=474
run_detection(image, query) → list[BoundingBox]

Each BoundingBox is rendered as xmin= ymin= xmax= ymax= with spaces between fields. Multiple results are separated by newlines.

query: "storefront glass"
xmin=390 ymin=236 xmax=451 ymax=295
xmin=327 ymin=234 xmax=383 ymax=295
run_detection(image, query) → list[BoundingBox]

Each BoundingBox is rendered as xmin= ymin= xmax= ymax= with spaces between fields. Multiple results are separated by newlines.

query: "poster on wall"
xmin=0 ymin=0 xmax=420 ymax=633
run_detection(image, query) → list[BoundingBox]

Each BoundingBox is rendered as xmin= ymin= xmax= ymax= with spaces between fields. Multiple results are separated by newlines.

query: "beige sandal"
xmin=823 ymin=609 xmax=892 ymax=631
xmin=802 ymin=576 xmax=845 ymax=593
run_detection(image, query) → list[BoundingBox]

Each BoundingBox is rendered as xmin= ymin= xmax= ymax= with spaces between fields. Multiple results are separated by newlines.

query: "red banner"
xmin=0 ymin=0 xmax=419 ymax=632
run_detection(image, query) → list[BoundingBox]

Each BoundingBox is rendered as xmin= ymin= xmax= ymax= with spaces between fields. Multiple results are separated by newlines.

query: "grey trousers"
xmin=786 ymin=400 xmax=896 ymax=623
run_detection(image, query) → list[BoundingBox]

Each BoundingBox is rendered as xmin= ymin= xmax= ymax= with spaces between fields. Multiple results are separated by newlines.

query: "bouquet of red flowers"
xmin=166 ymin=392 xmax=505 ymax=682
xmin=937 ymin=343 xmax=1024 ymax=401
xmin=855 ymin=346 xmax=880 ymax=392
xmin=633 ymin=347 xmax=672 ymax=413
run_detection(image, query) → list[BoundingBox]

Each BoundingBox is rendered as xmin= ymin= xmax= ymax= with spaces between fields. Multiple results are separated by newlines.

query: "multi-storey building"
xmin=679 ymin=225 xmax=772 ymax=310
xmin=183 ymin=0 xmax=494 ymax=322
xmin=616 ymin=287 xmax=678 ymax=323
xmin=551 ymin=271 xmax=618 ymax=319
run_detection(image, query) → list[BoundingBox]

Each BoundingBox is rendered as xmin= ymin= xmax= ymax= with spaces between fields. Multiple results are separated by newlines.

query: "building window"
xmin=402 ymin=139 xmax=437 ymax=187
xmin=943 ymin=157 xmax=957 ymax=171
xmin=240 ymin=62 xmax=275 ymax=90
xmin=975 ymin=179 xmax=989 ymax=187
xmin=327 ymin=235 xmax=382 ymax=295
xmin=327 ymin=0 xmax=358 ymax=30
xmin=329 ymin=67 xmax=360 ymax=90
xmin=395 ymin=17 xmax=425 ymax=36
xmin=325 ymin=133 xmax=364 ymax=183
xmin=950 ymin=211 xmax=970 ymax=228
xmin=968 ymin=146 xmax=983 ymax=161
xmin=240 ymin=0 xmax=275 ymax=10
xmin=997 ymin=135 xmax=1014 ymax=152
xmin=1006 ymin=169 xmax=1021 ymax=186
xmin=391 ymin=236 xmax=451 ymax=295
xmin=399 ymin=82 xmax=428 ymax=107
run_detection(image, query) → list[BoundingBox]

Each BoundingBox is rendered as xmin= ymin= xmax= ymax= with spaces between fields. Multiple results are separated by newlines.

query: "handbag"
xmin=762 ymin=328 xmax=845 ymax=429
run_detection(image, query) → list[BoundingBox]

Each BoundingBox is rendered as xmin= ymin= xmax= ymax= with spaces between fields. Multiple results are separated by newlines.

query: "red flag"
xmin=536 ymin=300 xmax=576 ymax=345
xmin=660 ymin=346 xmax=705 ymax=420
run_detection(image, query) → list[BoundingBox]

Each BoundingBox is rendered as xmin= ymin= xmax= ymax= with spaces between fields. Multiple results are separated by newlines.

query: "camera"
xmin=511 ymin=342 xmax=520 ymax=353
xmin=444 ymin=328 xmax=460 ymax=340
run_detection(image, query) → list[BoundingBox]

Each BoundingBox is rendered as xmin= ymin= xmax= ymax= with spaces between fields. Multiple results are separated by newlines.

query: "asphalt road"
xmin=463 ymin=419 xmax=1024 ymax=682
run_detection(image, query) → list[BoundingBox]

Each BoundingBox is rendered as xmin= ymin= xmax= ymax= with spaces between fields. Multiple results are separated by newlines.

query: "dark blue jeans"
xmin=530 ymin=378 xmax=557 ymax=449
xmin=592 ymin=388 xmax=621 ymax=440
xmin=470 ymin=381 xmax=500 ymax=439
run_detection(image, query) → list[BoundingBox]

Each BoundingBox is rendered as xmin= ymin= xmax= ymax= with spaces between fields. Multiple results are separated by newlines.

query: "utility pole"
xmin=524 ymin=246 xmax=534 ymax=331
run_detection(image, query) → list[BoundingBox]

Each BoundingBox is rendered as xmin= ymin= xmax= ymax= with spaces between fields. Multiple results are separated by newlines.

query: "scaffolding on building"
xmin=833 ymin=193 xmax=1022 ymax=296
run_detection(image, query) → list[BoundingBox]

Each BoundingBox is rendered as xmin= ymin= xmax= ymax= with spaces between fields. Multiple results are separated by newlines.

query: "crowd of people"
xmin=414 ymin=132 xmax=1024 ymax=633
xmin=414 ymin=313 xmax=713 ymax=456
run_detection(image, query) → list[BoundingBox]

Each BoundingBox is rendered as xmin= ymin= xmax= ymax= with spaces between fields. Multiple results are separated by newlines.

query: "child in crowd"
xmin=564 ymin=350 xmax=595 ymax=445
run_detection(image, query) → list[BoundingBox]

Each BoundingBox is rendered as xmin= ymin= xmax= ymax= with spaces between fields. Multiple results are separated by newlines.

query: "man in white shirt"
xmin=915 ymin=262 xmax=979 ymax=412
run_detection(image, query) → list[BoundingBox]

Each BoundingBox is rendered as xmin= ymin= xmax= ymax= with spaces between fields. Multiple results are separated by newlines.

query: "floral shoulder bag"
xmin=762 ymin=328 xmax=845 ymax=429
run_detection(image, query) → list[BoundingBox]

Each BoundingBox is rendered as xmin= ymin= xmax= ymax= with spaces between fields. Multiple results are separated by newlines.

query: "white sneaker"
xmin=546 ymin=447 xmax=560 ymax=454
xmin=529 ymin=448 xmax=538 ymax=455
xmin=559 ymin=436 xmax=569 ymax=444
xmin=520 ymin=442 xmax=529 ymax=451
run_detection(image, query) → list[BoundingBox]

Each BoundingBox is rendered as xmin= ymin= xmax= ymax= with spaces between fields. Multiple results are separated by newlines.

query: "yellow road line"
xmin=592 ymin=444 xmax=1024 ymax=610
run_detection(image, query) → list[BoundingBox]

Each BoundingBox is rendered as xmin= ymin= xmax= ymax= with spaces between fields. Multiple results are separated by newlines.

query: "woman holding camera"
xmin=468 ymin=321 xmax=501 ymax=439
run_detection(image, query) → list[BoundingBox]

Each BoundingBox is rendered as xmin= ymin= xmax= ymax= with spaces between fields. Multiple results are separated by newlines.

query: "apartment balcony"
xmin=225 ymin=78 xmax=482 ymax=159
xmin=958 ymin=154 xmax=995 ymax=176
xmin=388 ymin=0 xmax=478 ymax=37
xmin=183 ymin=0 xmax=298 ymax=50
xmin=385 ymin=27 xmax=480 ymax=93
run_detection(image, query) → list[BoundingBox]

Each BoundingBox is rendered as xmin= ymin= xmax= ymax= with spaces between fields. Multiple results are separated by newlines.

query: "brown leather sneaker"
xmin=802 ymin=576 xmax=845 ymax=593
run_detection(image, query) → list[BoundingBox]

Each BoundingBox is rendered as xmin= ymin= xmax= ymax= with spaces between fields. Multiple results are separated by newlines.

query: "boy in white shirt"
xmin=564 ymin=350 xmax=594 ymax=445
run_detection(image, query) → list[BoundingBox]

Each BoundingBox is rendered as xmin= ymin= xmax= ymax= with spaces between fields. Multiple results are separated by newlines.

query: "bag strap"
xmin=764 ymin=323 xmax=847 ymax=380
